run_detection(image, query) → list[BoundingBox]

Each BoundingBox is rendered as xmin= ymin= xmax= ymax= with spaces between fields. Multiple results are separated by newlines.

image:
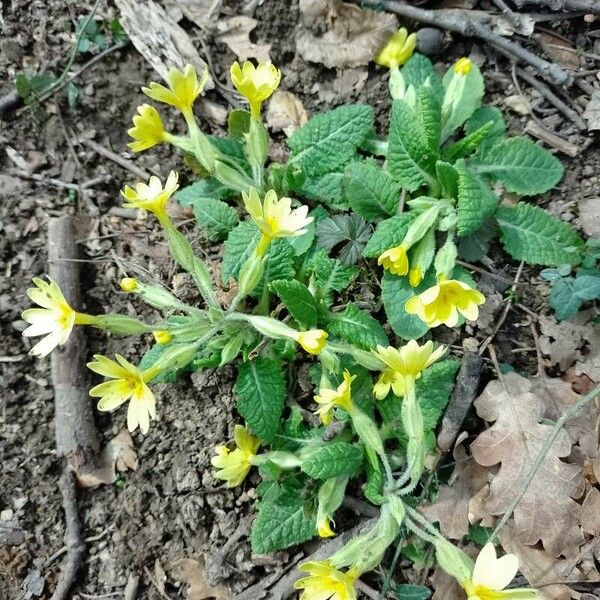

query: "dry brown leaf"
xmin=114 ymin=0 xmax=212 ymax=86
xmin=580 ymin=488 xmax=600 ymax=536
xmin=170 ymin=558 xmax=229 ymax=600
xmin=539 ymin=314 xmax=588 ymax=372
xmin=578 ymin=197 xmax=600 ymax=236
xmin=498 ymin=524 xmax=581 ymax=600
xmin=575 ymin=328 xmax=600 ymax=383
xmin=504 ymin=94 xmax=531 ymax=116
xmin=174 ymin=0 xmax=222 ymax=29
xmin=296 ymin=0 xmax=397 ymax=68
xmin=538 ymin=31 xmax=580 ymax=70
xmin=314 ymin=67 xmax=369 ymax=104
xmin=77 ymin=430 xmax=138 ymax=488
xmin=215 ymin=16 xmax=271 ymax=62
xmin=583 ymin=90 xmax=600 ymax=131
xmin=266 ymin=91 xmax=309 ymax=136
xmin=420 ymin=458 xmax=490 ymax=540
xmin=471 ymin=373 xmax=585 ymax=557
xmin=431 ymin=543 xmax=478 ymax=600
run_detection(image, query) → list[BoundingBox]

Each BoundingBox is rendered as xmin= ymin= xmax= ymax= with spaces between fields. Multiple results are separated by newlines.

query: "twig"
xmin=50 ymin=469 xmax=85 ymax=600
xmin=478 ymin=261 xmax=525 ymax=356
xmin=0 ymin=91 xmax=23 ymax=118
xmin=456 ymin=260 xmax=517 ymax=286
xmin=491 ymin=381 xmax=600 ymax=540
xmin=10 ymin=169 xmax=108 ymax=192
xmin=512 ymin=0 xmax=600 ymax=13
xmin=78 ymin=138 xmax=151 ymax=180
xmin=489 ymin=0 xmax=523 ymax=27
xmin=437 ymin=351 xmax=484 ymax=452
xmin=516 ymin=67 xmax=586 ymax=130
xmin=358 ymin=0 xmax=573 ymax=86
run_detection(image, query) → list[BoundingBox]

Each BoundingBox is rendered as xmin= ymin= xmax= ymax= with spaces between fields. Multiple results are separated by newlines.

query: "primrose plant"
xmin=25 ymin=25 xmax=580 ymax=597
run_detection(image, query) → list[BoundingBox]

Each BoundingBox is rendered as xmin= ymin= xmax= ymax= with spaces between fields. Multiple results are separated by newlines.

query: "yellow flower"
xmin=296 ymin=329 xmax=328 ymax=356
xmin=405 ymin=278 xmax=485 ymax=328
xmin=375 ymin=28 xmax=417 ymax=69
xmin=462 ymin=543 xmax=536 ymax=600
xmin=22 ymin=277 xmax=78 ymax=357
xmin=378 ymin=244 xmax=409 ymax=276
xmin=409 ymin=266 xmax=423 ymax=287
xmin=153 ymin=330 xmax=172 ymax=344
xmin=317 ymin=516 xmax=336 ymax=538
xmin=127 ymin=104 xmax=168 ymax=152
xmin=454 ymin=57 xmax=472 ymax=76
xmin=243 ymin=188 xmax=312 ymax=253
xmin=314 ymin=370 xmax=356 ymax=425
xmin=373 ymin=369 xmax=405 ymax=400
xmin=373 ymin=340 xmax=446 ymax=381
xmin=142 ymin=64 xmax=209 ymax=114
xmin=294 ymin=561 xmax=358 ymax=600
xmin=121 ymin=171 xmax=179 ymax=218
xmin=120 ymin=277 xmax=139 ymax=292
xmin=211 ymin=425 xmax=260 ymax=487
xmin=230 ymin=60 xmax=281 ymax=119
xmin=88 ymin=354 xmax=158 ymax=435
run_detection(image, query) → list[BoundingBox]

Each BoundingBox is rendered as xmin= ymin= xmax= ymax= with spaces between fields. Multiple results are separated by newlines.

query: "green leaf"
xmin=14 ymin=74 xmax=31 ymax=99
xmin=573 ymin=273 xmax=600 ymax=300
xmin=456 ymin=161 xmax=499 ymax=237
xmin=254 ymin=239 xmax=297 ymax=297
xmin=457 ymin=222 xmax=497 ymax=262
xmin=436 ymin=161 xmax=459 ymax=200
xmin=441 ymin=62 xmax=484 ymax=141
xmin=417 ymin=87 xmax=442 ymax=154
xmin=66 ymin=82 xmax=79 ymax=108
xmin=270 ymin=280 xmax=318 ymax=327
xmin=301 ymin=442 xmax=364 ymax=479
xmin=548 ymin=278 xmax=582 ymax=320
xmin=363 ymin=449 xmax=385 ymax=505
xmin=465 ymin=106 xmax=506 ymax=141
xmin=401 ymin=53 xmax=444 ymax=100
xmin=471 ymin=137 xmax=564 ymax=195
xmin=363 ymin=213 xmax=416 ymax=258
xmin=236 ymin=357 xmax=286 ymax=443
xmin=496 ymin=203 xmax=584 ymax=266
xmin=299 ymin=172 xmax=347 ymax=210
xmin=221 ymin=221 xmax=260 ymax=284
xmin=388 ymin=100 xmax=436 ymax=191
xmin=343 ymin=160 xmax=400 ymax=220
xmin=316 ymin=214 xmax=372 ymax=265
xmin=309 ymin=250 xmax=359 ymax=304
xmin=381 ymin=272 xmax=430 ymax=340
xmin=288 ymin=105 xmax=374 ymax=177
xmin=110 ymin=18 xmax=128 ymax=45
xmin=329 ymin=303 xmax=388 ymax=350
xmin=394 ymin=584 xmax=431 ymax=600
xmin=251 ymin=488 xmax=316 ymax=554
xmin=139 ymin=343 xmax=192 ymax=383
xmin=189 ymin=197 xmax=239 ymax=242
xmin=417 ymin=359 xmax=460 ymax=432
xmin=442 ymin=120 xmax=494 ymax=162
xmin=465 ymin=524 xmax=494 ymax=546
xmin=176 ymin=179 xmax=234 ymax=203
xmin=228 ymin=109 xmax=251 ymax=140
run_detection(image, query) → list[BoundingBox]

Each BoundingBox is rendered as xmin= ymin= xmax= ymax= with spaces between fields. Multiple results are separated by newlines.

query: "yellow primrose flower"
xmin=211 ymin=425 xmax=261 ymax=487
xmin=142 ymin=64 xmax=209 ymax=114
xmin=243 ymin=188 xmax=312 ymax=255
xmin=314 ymin=370 xmax=356 ymax=425
xmin=22 ymin=277 xmax=91 ymax=357
xmin=373 ymin=340 xmax=446 ymax=381
xmin=462 ymin=543 xmax=536 ymax=600
xmin=373 ymin=369 xmax=405 ymax=400
xmin=230 ymin=60 xmax=281 ymax=119
xmin=121 ymin=171 xmax=179 ymax=218
xmin=454 ymin=57 xmax=472 ymax=76
xmin=405 ymin=277 xmax=485 ymax=328
xmin=294 ymin=561 xmax=358 ymax=600
xmin=120 ymin=277 xmax=139 ymax=292
xmin=296 ymin=329 xmax=328 ymax=356
xmin=317 ymin=517 xmax=336 ymax=538
xmin=153 ymin=330 xmax=172 ymax=344
xmin=378 ymin=244 xmax=409 ymax=276
xmin=375 ymin=27 xmax=417 ymax=69
xmin=88 ymin=354 xmax=158 ymax=435
xmin=127 ymin=104 xmax=169 ymax=152
xmin=409 ymin=266 xmax=423 ymax=287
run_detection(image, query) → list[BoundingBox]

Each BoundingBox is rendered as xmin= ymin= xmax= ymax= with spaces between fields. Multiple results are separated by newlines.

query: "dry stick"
xmin=491 ymin=381 xmax=600 ymax=540
xmin=513 ymin=0 xmax=600 ymax=13
xmin=516 ymin=66 xmax=586 ymax=130
xmin=78 ymin=138 xmax=151 ymax=180
xmin=48 ymin=215 xmax=99 ymax=600
xmin=359 ymin=0 xmax=572 ymax=86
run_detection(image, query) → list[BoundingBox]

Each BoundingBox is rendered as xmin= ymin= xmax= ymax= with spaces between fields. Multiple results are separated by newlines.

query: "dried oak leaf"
xmin=215 ymin=16 xmax=271 ymax=62
xmin=420 ymin=458 xmax=490 ymax=540
xmin=575 ymin=327 xmax=600 ymax=383
xmin=539 ymin=314 xmax=588 ymax=372
xmin=471 ymin=373 xmax=585 ymax=557
xmin=296 ymin=0 xmax=397 ymax=68
xmin=170 ymin=558 xmax=229 ymax=600
xmin=266 ymin=91 xmax=309 ymax=137
xmin=498 ymin=524 xmax=583 ymax=600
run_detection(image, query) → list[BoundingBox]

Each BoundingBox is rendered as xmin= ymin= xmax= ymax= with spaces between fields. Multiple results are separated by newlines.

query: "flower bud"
xmin=245 ymin=118 xmax=269 ymax=169
xmin=434 ymin=538 xmax=474 ymax=585
xmin=93 ymin=314 xmax=153 ymax=335
xmin=213 ymin=159 xmax=255 ymax=193
xmin=120 ymin=277 xmax=138 ymax=292
xmin=238 ymin=253 xmax=266 ymax=298
xmin=153 ymin=330 xmax=172 ymax=344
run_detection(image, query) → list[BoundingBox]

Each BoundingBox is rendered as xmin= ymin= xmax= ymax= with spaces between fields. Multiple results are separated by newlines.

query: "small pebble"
xmin=416 ymin=27 xmax=444 ymax=57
